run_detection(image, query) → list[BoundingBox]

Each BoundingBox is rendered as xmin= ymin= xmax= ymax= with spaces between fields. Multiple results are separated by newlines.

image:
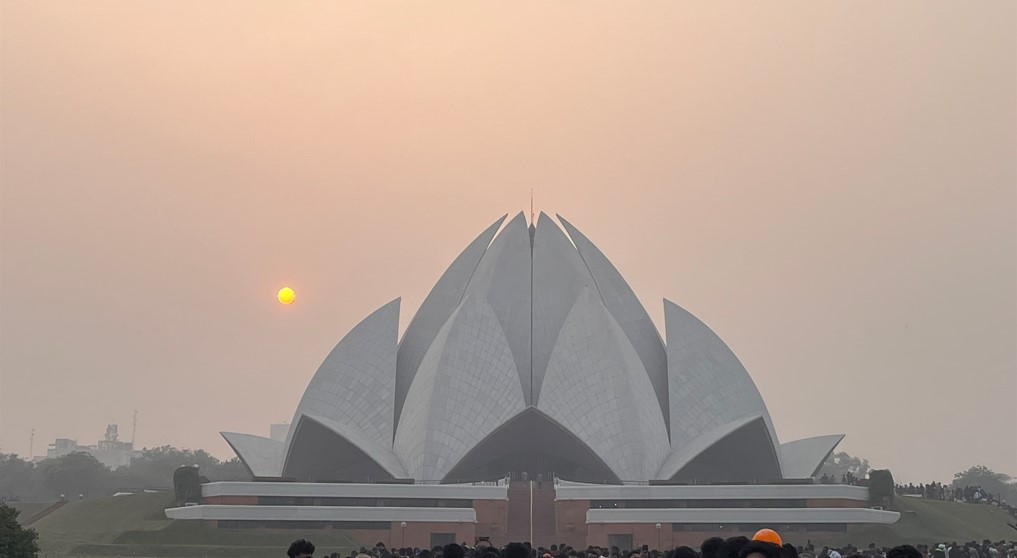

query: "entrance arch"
xmin=443 ymin=407 xmax=620 ymax=483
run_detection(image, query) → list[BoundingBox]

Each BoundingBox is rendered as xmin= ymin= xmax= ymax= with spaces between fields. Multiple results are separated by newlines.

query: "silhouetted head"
xmin=738 ymin=542 xmax=781 ymax=558
xmin=720 ymin=538 xmax=751 ymax=558
xmin=506 ymin=544 xmax=530 ymax=558
xmin=887 ymin=547 xmax=922 ymax=558
xmin=702 ymin=539 xmax=725 ymax=558
xmin=289 ymin=539 xmax=316 ymax=558
xmin=483 ymin=549 xmax=502 ymax=558
xmin=673 ymin=547 xmax=698 ymax=558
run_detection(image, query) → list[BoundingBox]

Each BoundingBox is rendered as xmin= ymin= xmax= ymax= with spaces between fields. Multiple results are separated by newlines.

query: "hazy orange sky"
xmin=1 ymin=1 xmax=1014 ymax=483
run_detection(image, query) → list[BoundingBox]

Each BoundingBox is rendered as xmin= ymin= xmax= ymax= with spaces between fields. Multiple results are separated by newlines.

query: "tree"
xmin=1 ymin=446 xmax=249 ymax=500
xmin=953 ymin=465 xmax=1017 ymax=502
xmin=133 ymin=446 xmax=222 ymax=472
xmin=111 ymin=446 xmax=249 ymax=492
xmin=38 ymin=452 xmax=110 ymax=499
xmin=868 ymin=469 xmax=895 ymax=506
xmin=214 ymin=457 xmax=250 ymax=481
xmin=0 ymin=454 xmax=36 ymax=501
xmin=817 ymin=451 xmax=870 ymax=480
xmin=0 ymin=501 xmax=40 ymax=558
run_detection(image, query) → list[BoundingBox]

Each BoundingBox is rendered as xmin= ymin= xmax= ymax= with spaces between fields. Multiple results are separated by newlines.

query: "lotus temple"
xmin=166 ymin=212 xmax=898 ymax=546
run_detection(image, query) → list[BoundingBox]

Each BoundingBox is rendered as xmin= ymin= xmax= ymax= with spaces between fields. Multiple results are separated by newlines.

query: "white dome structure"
xmin=223 ymin=213 xmax=842 ymax=483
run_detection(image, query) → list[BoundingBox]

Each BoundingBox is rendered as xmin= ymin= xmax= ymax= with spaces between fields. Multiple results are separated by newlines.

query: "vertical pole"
xmin=529 ymin=480 xmax=534 ymax=545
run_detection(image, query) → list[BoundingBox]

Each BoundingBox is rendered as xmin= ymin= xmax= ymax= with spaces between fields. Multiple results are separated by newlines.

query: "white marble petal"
xmin=220 ymin=432 xmax=284 ymax=478
xmin=656 ymin=415 xmax=781 ymax=483
xmin=394 ymin=216 xmax=506 ymax=431
xmin=664 ymin=298 xmax=781 ymax=472
xmin=531 ymin=212 xmax=600 ymax=404
xmin=781 ymin=434 xmax=845 ymax=479
xmin=557 ymin=215 xmax=669 ymax=430
xmin=393 ymin=295 xmax=527 ymax=481
xmin=656 ymin=415 xmax=759 ymax=480
xmin=460 ymin=212 xmax=532 ymax=403
xmin=538 ymin=288 xmax=669 ymax=481
xmin=283 ymin=413 xmax=408 ymax=480
xmin=285 ymin=299 xmax=400 ymax=452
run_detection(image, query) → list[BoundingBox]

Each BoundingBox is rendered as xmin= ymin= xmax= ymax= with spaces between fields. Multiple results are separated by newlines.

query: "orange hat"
xmin=752 ymin=529 xmax=782 ymax=546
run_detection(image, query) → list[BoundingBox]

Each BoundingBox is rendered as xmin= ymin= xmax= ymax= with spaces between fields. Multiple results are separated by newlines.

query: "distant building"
xmin=44 ymin=424 xmax=138 ymax=470
xmin=46 ymin=438 xmax=81 ymax=458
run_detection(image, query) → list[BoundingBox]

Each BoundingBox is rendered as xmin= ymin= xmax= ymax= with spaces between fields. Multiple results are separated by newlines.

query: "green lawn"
xmin=33 ymin=491 xmax=357 ymax=557
xmin=8 ymin=501 xmax=56 ymax=525
xmin=796 ymin=497 xmax=1017 ymax=547
xmin=33 ymin=492 xmax=176 ymax=554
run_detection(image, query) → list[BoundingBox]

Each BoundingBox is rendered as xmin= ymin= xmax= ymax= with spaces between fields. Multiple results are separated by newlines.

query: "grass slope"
xmin=33 ymin=492 xmax=175 ymax=554
xmin=9 ymin=501 xmax=56 ymax=524
xmin=798 ymin=497 xmax=1017 ymax=547
xmin=33 ymin=492 xmax=357 ymax=557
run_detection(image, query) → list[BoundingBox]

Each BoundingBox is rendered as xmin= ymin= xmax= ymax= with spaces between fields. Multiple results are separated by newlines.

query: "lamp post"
xmin=655 ymin=523 xmax=661 ymax=550
xmin=401 ymin=521 xmax=407 ymax=548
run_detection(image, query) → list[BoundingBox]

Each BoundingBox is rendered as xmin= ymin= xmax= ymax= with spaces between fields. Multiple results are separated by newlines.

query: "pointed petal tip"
xmin=535 ymin=211 xmax=559 ymax=230
xmin=556 ymin=214 xmax=578 ymax=233
xmin=497 ymin=212 xmax=531 ymax=235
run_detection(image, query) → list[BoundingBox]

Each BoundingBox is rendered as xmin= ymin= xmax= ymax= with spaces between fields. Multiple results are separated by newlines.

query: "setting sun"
xmin=277 ymin=287 xmax=295 ymax=305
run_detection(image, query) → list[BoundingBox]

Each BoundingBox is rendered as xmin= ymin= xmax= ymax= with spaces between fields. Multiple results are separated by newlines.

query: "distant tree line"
xmin=816 ymin=451 xmax=871 ymax=480
xmin=0 ymin=446 xmax=249 ymax=502
xmin=953 ymin=464 xmax=1017 ymax=503
xmin=817 ymin=450 xmax=1017 ymax=504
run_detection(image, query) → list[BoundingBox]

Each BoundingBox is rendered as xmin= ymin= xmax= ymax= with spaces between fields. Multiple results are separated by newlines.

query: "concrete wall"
xmin=587 ymin=523 xmax=674 ymax=550
xmin=474 ymin=499 xmax=510 ymax=541
xmin=375 ymin=522 xmax=476 ymax=549
xmin=555 ymin=500 xmax=591 ymax=547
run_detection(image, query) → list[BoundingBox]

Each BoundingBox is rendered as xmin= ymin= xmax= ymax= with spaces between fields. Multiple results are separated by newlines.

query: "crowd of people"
xmin=818 ymin=472 xmax=861 ymax=485
xmin=892 ymin=483 xmax=1017 ymax=529
xmin=893 ymin=483 xmax=1017 ymax=524
xmin=894 ymin=483 xmax=998 ymax=503
xmin=895 ymin=482 xmax=950 ymax=500
xmin=282 ymin=535 xmax=1017 ymax=558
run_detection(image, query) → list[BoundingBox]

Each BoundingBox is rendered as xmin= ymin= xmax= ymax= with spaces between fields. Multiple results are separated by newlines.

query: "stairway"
xmin=504 ymin=480 xmax=558 ymax=547
xmin=530 ymin=480 xmax=557 ymax=546
xmin=505 ymin=481 xmax=531 ymax=544
xmin=23 ymin=499 xmax=68 ymax=526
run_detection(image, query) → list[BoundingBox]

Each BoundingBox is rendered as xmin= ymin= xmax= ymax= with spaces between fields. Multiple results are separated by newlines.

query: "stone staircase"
xmin=504 ymin=480 xmax=558 ymax=547
xmin=23 ymin=498 xmax=68 ymax=526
